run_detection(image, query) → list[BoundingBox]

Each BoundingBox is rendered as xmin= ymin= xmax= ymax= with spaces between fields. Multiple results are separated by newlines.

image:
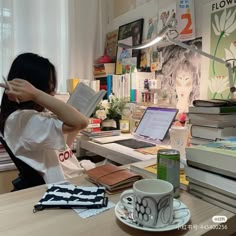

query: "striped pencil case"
xmin=33 ymin=184 xmax=108 ymax=212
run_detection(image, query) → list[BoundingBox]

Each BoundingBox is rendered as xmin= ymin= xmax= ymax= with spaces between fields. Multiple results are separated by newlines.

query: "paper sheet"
xmin=73 ymin=201 xmax=115 ymax=218
xmin=135 ymin=145 xmax=171 ymax=155
xmin=91 ymin=134 xmax=132 ymax=144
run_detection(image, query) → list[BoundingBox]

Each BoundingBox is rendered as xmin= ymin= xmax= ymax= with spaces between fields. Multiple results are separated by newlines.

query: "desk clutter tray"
xmin=33 ymin=184 xmax=108 ymax=212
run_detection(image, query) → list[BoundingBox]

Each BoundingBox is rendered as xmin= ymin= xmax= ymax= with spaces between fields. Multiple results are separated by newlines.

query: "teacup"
xmin=120 ymin=179 xmax=174 ymax=228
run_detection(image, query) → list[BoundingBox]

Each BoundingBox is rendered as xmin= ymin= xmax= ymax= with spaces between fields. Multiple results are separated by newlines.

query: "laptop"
xmin=114 ymin=107 xmax=178 ymax=149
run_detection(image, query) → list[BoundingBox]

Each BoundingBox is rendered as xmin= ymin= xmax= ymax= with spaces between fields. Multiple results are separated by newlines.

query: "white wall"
xmin=106 ymin=0 xmax=215 ymax=99
xmin=107 ymin=0 xmax=213 ymax=39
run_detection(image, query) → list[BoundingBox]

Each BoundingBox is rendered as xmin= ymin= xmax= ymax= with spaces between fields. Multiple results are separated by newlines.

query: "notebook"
xmin=114 ymin=107 xmax=178 ymax=149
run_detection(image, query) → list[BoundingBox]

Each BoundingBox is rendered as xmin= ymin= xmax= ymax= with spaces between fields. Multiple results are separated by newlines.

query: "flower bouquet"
xmin=94 ymin=95 xmax=127 ymax=130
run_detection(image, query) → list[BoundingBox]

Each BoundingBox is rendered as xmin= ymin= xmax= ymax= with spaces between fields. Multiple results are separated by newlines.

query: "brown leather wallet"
xmin=86 ymin=164 xmax=142 ymax=194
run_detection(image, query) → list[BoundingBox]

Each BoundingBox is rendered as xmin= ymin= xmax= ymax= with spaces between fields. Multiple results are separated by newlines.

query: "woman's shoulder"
xmin=7 ymin=110 xmax=56 ymax=125
xmin=8 ymin=109 xmax=39 ymax=120
xmin=5 ymin=109 xmax=63 ymax=139
xmin=4 ymin=110 xmax=42 ymax=139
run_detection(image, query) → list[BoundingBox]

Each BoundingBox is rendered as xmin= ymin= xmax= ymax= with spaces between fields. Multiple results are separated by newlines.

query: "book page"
xmin=67 ymin=82 xmax=105 ymax=117
xmin=87 ymin=90 xmax=106 ymax=117
xmin=67 ymin=82 xmax=95 ymax=116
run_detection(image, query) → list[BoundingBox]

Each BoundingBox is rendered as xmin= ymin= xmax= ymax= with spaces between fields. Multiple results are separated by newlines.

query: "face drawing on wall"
xmin=155 ymin=38 xmax=201 ymax=113
xmin=175 ymin=60 xmax=194 ymax=113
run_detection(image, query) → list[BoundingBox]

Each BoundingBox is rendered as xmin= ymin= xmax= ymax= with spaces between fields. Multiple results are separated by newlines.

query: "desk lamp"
xmin=118 ymin=15 xmax=236 ymax=98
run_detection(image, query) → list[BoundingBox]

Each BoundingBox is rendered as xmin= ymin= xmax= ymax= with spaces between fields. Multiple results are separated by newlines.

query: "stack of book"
xmin=185 ymin=139 xmax=236 ymax=213
xmin=93 ymin=63 xmax=115 ymax=78
xmin=81 ymin=118 xmax=122 ymax=137
xmin=80 ymin=129 xmax=121 ymax=138
xmin=188 ymin=99 xmax=236 ymax=145
xmin=71 ymin=118 xmax=102 ymax=152
xmin=83 ymin=118 xmax=102 ymax=133
xmin=0 ymin=143 xmax=15 ymax=171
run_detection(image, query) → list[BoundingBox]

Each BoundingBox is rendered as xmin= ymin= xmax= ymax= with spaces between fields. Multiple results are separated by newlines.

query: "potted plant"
xmin=94 ymin=95 xmax=127 ymax=130
xmin=159 ymin=90 xmax=169 ymax=104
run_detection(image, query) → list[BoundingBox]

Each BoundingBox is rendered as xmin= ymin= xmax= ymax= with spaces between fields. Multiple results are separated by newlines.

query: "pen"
xmin=2 ymin=76 xmax=20 ymax=103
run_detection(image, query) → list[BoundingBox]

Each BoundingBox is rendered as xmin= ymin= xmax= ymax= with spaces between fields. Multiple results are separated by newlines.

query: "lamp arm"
xmin=167 ymin=36 xmax=235 ymax=98
xmin=118 ymin=37 xmax=162 ymax=50
xmin=167 ymin=36 xmax=226 ymax=65
xmin=118 ymin=16 xmax=174 ymax=50
xmin=227 ymin=63 xmax=235 ymax=93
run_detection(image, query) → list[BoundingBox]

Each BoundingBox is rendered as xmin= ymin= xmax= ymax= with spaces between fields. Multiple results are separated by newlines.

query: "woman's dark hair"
xmin=0 ymin=52 xmax=57 ymax=134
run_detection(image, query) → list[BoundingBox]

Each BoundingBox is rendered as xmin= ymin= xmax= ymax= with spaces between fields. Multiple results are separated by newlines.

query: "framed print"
xmin=116 ymin=18 xmax=144 ymax=73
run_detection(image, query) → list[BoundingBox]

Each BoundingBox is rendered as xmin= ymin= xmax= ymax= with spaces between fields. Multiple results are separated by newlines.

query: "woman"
xmin=0 ymin=53 xmax=95 ymax=184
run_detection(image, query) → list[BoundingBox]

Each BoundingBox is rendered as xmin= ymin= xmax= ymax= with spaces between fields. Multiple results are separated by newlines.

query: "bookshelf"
xmin=93 ymin=63 xmax=115 ymax=78
xmin=93 ymin=63 xmax=115 ymax=99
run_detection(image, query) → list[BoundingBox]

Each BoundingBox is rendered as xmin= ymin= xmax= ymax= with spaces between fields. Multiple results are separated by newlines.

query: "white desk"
xmin=76 ymin=134 xmax=156 ymax=165
xmin=0 ymin=174 xmax=235 ymax=236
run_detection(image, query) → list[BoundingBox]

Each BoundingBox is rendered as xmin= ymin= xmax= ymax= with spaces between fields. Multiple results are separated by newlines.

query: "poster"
xmin=104 ymin=30 xmax=119 ymax=62
xmin=155 ymin=38 xmax=202 ymax=113
xmin=176 ymin=0 xmax=196 ymax=41
xmin=202 ymin=0 xmax=236 ymax=99
xmin=158 ymin=3 xmax=178 ymax=43
xmin=121 ymin=57 xmax=137 ymax=74
xmin=140 ymin=16 xmax=158 ymax=70
xmin=158 ymin=4 xmax=176 ymax=34
xmin=116 ymin=37 xmax=132 ymax=75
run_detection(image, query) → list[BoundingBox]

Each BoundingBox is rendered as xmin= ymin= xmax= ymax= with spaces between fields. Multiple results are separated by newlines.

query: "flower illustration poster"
xmin=209 ymin=1 xmax=236 ymax=99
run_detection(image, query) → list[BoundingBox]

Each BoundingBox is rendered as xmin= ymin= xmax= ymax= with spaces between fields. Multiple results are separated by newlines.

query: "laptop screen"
xmin=134 ymin=107 xmax=178 ymax=141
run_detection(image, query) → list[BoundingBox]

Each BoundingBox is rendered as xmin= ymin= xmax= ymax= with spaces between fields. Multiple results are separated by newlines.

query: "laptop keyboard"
xmin=114 ymin=139 xmax=156 ymax=149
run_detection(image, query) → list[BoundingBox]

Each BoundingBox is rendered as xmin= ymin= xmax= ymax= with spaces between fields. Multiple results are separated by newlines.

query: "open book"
xmin=67 ymin=82 xmax=106 ymax=117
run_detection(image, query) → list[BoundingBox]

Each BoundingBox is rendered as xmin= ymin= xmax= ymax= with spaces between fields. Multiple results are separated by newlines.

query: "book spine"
xmin=83 ymin=127 xmax=101 ymax=132
xmin=81 ymin=130 xmax=120 ymax=137
xmin=106 ymin=75 xmax=112 ymax=97
xmin=88 ymin=118 xmax=101 ymax=124
xmin=87 ymin=123 xmax=100 ymax=128
xmin=90 ymin=130 xmax=120 ymax=137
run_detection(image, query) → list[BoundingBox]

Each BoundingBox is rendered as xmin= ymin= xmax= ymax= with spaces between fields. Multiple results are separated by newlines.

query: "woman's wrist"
xmin=33 ymin=89 xmax=45 ymax=104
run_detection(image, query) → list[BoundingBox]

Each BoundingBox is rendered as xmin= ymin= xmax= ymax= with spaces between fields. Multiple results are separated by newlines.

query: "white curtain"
xmin=0 ymin=0 xmax=106 ymax=98
xmin=0 ymin=0 xmax=13 ymax=83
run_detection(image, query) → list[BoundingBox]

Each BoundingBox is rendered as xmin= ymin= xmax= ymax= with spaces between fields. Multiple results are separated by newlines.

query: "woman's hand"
xmin=0 ymin=78 xmax=89 ymax=132
xmin=2 ymin=79 xmax=39 ymax=103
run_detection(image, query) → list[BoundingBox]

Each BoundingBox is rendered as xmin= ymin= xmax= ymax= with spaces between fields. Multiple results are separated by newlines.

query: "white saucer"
xmin=115 ymin=199 xmax=191 ymax=232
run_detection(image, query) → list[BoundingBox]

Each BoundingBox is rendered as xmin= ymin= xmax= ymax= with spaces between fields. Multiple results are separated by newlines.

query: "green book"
xmin=186 ymin=140 xmax=236 ymax=179
xmin=189 ymin=105 xmax=236 ymax=114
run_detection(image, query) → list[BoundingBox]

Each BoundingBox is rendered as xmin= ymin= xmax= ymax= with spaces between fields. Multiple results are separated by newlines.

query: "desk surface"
xmin=0 ymin=175 xmax=235 ymax=236
xmin=77 ymin=134 xmax=156 ymax=165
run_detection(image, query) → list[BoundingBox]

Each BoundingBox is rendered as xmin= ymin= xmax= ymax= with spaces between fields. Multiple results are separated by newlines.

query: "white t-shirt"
xmin=4 ymin=110 xmax=84 ymax=183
